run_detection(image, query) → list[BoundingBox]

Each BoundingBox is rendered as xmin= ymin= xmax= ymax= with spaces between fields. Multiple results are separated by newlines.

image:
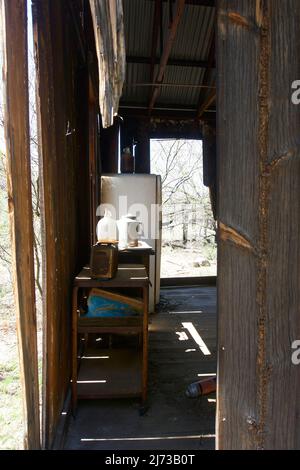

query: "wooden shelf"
xmin=72 ymin=264 xmax=149 ymax=412
xmin=78 ymin=315 xmax=142 ymax=329
xmin=74 ymin=264 xmax=149 ymax=288
xmin=77 ymin=348 xmax=142 ymax=399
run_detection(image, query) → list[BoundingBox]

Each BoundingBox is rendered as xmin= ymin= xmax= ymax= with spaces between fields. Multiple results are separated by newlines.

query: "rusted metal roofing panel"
xmin=157 ymin=66 xmax=206 ymax=106
xmin=121 ymin=0 xmax=216 ymax=112
xmin=122 ymin=63 xmax=150 ymax=105
xmin=123 ymin=0 xmax=154 ymax=56
xmin=162 ymin=4 xmax=215 ymax=61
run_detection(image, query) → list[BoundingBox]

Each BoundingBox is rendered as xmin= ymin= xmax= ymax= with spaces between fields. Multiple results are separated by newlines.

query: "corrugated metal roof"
xmin=122 ymin=63 xmax=150 ymax=104
xmin=123 ymin=0 xmax=154 ymax=57
xmin=159 ymin=3 xmax=215 ymax=61
xmin=120 ymin=0 xmax=216 ymax=114
xmin=157 ymin=66 xmax=206 ymax=106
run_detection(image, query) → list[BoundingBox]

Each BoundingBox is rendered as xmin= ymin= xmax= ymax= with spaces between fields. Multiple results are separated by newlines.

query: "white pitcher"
xmin=117 ymin=214 xmax=143 ymax=249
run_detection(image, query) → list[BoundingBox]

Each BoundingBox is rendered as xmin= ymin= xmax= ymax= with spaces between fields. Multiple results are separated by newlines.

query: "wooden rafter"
xmin=197 ymin=89 xmax=216 ymax=120
xmin=119 ymin=103 xmax=215 ymax=121
xmin=148 ymin=0 xmax=214 ymax=6
xmin=127 ymin=55 xmax=215 ymax=69
xmin=196 ymin=27 xmax=216 ymax=119
xmin=149 ymin=0 xmax=162 ymax=85
xmin=148 ymin=0 xmax=186 ymax=113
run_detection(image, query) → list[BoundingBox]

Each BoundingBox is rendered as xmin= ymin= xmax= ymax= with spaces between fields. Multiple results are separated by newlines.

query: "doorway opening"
xmin=151 ymin=139 xmax=217 ymax=279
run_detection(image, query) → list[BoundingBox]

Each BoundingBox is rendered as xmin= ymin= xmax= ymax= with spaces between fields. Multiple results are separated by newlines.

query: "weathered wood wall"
xmin=202 ymin=122 xmax=216 ymax=219
xmin=217 ymin=0 xmax=300 ymax=449
xmin=32 ymin=0 xmax=94 ymax=448
xmin=1 ymin=0 xmax=40 ymax=449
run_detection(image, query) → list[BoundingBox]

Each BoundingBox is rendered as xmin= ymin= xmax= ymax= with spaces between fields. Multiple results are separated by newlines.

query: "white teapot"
xmin=117 ymin=214 xmax=143 ymax=249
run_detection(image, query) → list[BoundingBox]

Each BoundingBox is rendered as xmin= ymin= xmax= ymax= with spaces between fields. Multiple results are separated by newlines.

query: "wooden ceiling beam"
xmin=197 ymin=89 xmax=216 ymax=119
xmin=148 ymin=0 xmax=214 ymax=6
xmin=150 ymin=0 xmax=162 ymax=84
xmin=127 ymin=55 xmax=215 ymax=69
xmin=119 ymin=104 xmax=215 ymax=121
xmin=196 ymin=25 xmax=216 ymax=119
xmin=148 ymin=0 xmax=186 ymax=113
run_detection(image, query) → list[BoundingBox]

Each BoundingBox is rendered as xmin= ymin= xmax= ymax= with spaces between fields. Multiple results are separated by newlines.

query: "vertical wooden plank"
xmin=120 ymin=117 xmax=135 ymax=163
xmin=119 ymin=117 xmax=151 ymax=174
xmin=264 ymin=0 xmax=300 ymax=449
xmin=217 ymin=0 xmax=300 ymax=449
xmin=32 ymin=0 xmax=91 ymax=447
xmin=89 ymin=97 xmax=98 ymax=244
xmin=142 ymin=286 xmax=149 ymax=404
xmin=135 ymin=118 xmax=150 ymax=174
xmin=1 ymin=0 xmax=40 ymax=450
xmin=100 ymin=117 xmax=119 ymax=173
xmin=217 ymin=0 xmax=260 ymax=449
xmin=202 ymin=122 xmax=217 ymax=219
xmin=32 ymin=0 xmax=61 ymax=447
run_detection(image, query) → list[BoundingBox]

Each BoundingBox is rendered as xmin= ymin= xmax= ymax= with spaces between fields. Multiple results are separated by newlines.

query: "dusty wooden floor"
xmin=63 ymin=286 xmax=217 ymax=450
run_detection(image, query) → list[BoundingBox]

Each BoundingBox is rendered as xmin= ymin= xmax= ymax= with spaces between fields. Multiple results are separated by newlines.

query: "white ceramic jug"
xmin=96 ymin=209 xmax=117 ymax=242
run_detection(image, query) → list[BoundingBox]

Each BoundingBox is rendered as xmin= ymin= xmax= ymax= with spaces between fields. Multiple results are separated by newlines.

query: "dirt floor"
xmin=160 ymin=245 xmax=217 ymax=278
xmin=63 ymin=286 xmax=217 ymax=450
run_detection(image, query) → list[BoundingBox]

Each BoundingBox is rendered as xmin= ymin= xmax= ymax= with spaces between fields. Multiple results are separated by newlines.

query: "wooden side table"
xmin=118 ymin=243 xmax=155 ymax=278
xmin=71 ymin=264 xmax=149 ymax=414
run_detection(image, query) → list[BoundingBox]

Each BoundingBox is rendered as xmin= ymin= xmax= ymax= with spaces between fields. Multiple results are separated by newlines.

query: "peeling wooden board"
xmin=89 ymin=0 xmax=126 ymax=128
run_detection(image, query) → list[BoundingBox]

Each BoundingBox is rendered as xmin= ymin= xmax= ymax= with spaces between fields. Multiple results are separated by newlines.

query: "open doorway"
xmin=151 ymin=139 xmax=217 ymax=279
xmin=62 ymin=0 xmax=218 ymax=450
xmin=20 ymin=0 xmax=218 ymax=450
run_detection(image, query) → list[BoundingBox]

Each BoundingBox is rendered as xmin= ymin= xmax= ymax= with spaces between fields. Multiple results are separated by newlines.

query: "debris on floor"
xmin=186 ymin=377 xmax=216 ymax=398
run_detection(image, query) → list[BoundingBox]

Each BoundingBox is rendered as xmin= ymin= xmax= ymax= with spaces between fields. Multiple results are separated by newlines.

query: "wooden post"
xmin=100 ymin=117 xmax=119 ymax=173
xmin=1 ymin=0 xmax=40 ymax=449
xmin=33 ymin=0 xmax=92 ymax=447
xmin=202 ymin=122 xmax=216 ymax=219
xmin=217 ymin=0 xmax=300 ymax=450
xmin=135 ymin=118 xmax=151 ymax=174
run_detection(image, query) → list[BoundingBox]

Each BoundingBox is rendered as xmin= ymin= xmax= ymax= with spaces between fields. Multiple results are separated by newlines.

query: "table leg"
xmin=142 ymin=286 xmax=149 ymax=405
xmin=142 ymin=253 xmax=150 ymax=277
xmin=72 ymin=286 xmax=79 ymax=415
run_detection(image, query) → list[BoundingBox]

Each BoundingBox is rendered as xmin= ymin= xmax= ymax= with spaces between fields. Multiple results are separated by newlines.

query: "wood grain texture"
xmin=264 ymin=0 xmax=300 ymax=449
xmin=217 ymin=243 xmax=259 ymax=449
xmin=89 ymin=0 xmax=126 ymax=127
xmin=217 ymin=0 xmax=260 ymax=244
xmin=32 ymin=0 xmax=91 ymax=448
xmin=217 ymin=0 xmax=300 ymax=450
xmin=75 ymin=265 xmax=149 ymax=288
xmin=1 ymin=0 xmax=40 ymax=449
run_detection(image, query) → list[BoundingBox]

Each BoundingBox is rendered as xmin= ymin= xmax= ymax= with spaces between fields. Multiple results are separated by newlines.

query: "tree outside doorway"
xmin=151 ymin=139 xmax=217 ymax=278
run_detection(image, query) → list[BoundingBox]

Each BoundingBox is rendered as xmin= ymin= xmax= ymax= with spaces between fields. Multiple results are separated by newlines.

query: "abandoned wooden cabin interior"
xmin=2 ymin=0 xmax=300 ymax=451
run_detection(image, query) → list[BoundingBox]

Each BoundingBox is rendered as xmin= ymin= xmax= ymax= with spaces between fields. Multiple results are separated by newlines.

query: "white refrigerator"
xmin=100 ymin=174 xmax=162 ymax=312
